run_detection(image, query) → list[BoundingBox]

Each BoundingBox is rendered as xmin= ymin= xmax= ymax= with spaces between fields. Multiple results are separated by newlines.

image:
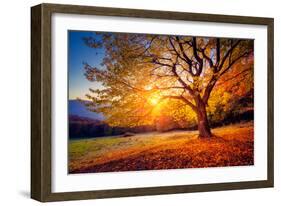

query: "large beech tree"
xmin=82 ymin=33 xmax=253 ymax=138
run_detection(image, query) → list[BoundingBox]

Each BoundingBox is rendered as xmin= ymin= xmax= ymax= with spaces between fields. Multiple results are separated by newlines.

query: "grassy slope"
xmin=69 ymin=122 xmax=254 ymax=173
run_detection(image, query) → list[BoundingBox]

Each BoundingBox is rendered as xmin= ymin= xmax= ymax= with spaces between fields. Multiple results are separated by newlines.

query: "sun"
xmin=150 ymin=98 xmax=159 ymax=105
xmin=148 ymin=94 xmax=161 ymax=106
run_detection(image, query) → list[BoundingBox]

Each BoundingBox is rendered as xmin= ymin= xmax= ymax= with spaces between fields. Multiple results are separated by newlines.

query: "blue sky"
xmin=68 ymin=30 xmax=105 ymax=100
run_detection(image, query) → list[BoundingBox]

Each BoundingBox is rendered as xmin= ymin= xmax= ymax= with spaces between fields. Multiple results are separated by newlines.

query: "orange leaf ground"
xmin=69 ymin=122 xmax=253 ymax=173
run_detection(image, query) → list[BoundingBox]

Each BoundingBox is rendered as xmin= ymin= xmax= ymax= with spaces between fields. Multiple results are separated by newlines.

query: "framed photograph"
xmin=31 ymin=3 xmax=274 ymax=202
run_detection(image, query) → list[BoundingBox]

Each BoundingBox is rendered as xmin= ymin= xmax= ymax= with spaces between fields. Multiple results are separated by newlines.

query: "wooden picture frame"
xmin=31 ymin=3 xmax=274 ymax=202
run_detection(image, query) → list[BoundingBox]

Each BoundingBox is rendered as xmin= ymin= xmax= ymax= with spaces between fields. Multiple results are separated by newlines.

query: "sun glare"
xmin=149 ymin=95 xmax=161 ymax=106
xmin=150 ymin=98 xmax=159 ymax=105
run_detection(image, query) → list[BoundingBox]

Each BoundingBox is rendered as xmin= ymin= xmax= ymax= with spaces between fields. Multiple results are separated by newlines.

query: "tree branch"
xmin=202 ymin=75 xmax=218 ymax=104
xmin=199 ymin=48 xmax=213 ymax=68
xmin=171 ymin=65 xmax=195 ymax=96
xmin=216 ymin=38 xmax=220 ymax=67
xmin=219 ymin=51 xmax=252 ymax=77
xmin=168 ymin=37 xmax=192 ymax=66
xmin=218 ymin=40 xmax=241 ymax=71
xmin=171 ymin=37 xmax=194 ymax=75
xmin=162 ymin=95 xmax=197 ymax=112
xmin=215 ymin=67 xmax=252 ymax=86
xmin=192 ymin=37 xmax=203 ymax=76
xmin=202 ymin=50 xmax=252 ymax=104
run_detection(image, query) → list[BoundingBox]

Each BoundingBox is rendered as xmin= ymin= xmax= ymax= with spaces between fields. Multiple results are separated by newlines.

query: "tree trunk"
xmin=196 ymin=98 xmax=212 ymax=138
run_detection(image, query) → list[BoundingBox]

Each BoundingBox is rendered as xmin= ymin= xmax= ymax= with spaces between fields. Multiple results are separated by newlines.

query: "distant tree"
xmin=82 ymin=33 xmax=253 ymax=138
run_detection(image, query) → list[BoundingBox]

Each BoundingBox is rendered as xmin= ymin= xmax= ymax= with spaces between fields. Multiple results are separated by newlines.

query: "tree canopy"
xmin=81 ymin=32 xmax=254 ymax=137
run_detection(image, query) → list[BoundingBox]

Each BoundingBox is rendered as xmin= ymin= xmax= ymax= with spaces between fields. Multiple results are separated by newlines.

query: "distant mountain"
xmin=68 ymin=100 xmax=104 ymax=120
xmin=69 ymin=115 xmax=103 ymax=124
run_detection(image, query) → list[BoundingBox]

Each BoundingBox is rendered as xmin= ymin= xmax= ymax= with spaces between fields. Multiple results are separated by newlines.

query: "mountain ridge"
xmin=68 ymin=99 xmax=104 ymax=120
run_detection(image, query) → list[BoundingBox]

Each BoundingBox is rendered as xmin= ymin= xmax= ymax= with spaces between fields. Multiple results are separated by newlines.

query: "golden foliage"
xmin=82 ymin=33 xmax=254 ymax=129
